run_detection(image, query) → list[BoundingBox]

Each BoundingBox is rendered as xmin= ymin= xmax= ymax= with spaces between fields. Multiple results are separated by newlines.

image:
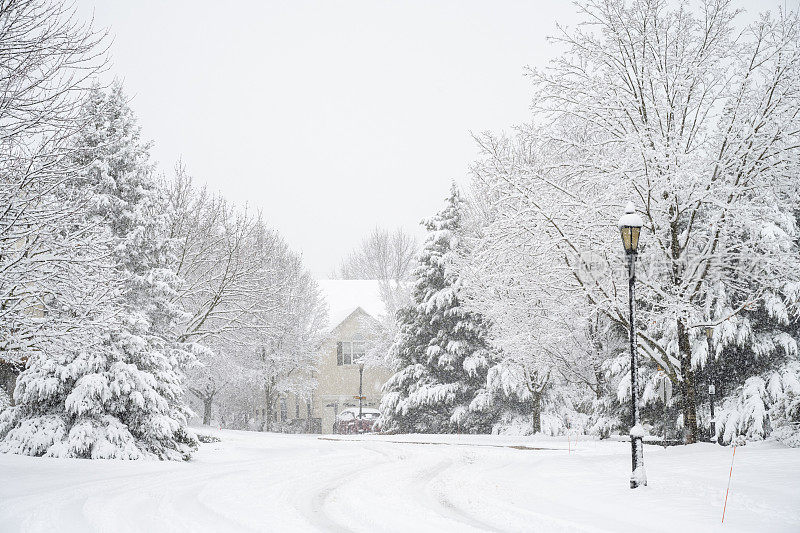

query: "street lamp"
xmin=358 ymin=363 xmax=364 ymax=421
xmin=618 ymin=201 xmax=646 ymax=489
xmin=705 ymin=326 xmax=716 ymax=443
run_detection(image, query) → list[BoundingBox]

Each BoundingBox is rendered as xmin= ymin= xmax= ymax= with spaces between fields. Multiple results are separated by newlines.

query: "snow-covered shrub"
xmin=716 ymin=361 xmax=800 ymax=446
xmin=717 ymin=377 xmax=770 ymax=443
xmin=588 ymin=413 xmax=621 ymax=440
xmin=770 ymin=366 xmax=800 ymax=446
xmin=494 ymin=410 xmax=594 ymax=437
xmin=196 ymin=433 xmax=221 ymax=444
xmin=490 ymin=380 xmax=609 ymax=437
xmin=0 ymin=388 xmax=9 ymax=412
xmin=0 ymin=341 xmax=197 ymax=460
xmin=492 ymin=412 xmax=535 ymax=436
xmin=0 ymin=412 xmax=66 ymax=456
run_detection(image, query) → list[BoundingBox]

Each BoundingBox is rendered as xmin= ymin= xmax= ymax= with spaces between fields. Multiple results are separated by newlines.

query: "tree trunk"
xmin=263 ymin=383 xmax=273 ymax=432
xmin=594 ymin=371 xmax=604 ymax=400
xmin=530 ymin=392 xmax=542 ymax=434
xmin=677 ymin=319 xmax=698 ymax=443
xmin=202 ymin=396 xmax=213 ymax=425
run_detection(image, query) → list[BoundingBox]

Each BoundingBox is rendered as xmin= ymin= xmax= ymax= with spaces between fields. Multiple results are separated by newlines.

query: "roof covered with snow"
xmin=317 ymin=279 xmax=386 ymax=331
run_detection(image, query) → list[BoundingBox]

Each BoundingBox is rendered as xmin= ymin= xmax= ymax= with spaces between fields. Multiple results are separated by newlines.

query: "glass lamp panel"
xmin=630 ymin=226 xmax=641 ymax=252
xmin=620 ymin=226 xmax=633 ymax=253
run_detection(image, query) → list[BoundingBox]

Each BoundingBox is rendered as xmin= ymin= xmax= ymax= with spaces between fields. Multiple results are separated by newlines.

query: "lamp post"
xmin=358 ymin=363 xmax=364 ymax=420
xmin=656 ymin=367 xmax=670 ymax=448
xmin=619 ymin=201 xmax=646 ymax=489
xmin=705 ymin=326 xmax=716 ymax=443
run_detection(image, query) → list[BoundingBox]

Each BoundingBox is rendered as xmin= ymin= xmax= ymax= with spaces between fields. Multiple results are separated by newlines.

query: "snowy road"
xmin=1 ymin=430 xmax=798 ymax=532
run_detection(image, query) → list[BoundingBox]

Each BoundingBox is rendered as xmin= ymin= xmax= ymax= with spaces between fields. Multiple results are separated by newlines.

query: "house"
xmin=277 ymin=280 xmax=394 ymax=434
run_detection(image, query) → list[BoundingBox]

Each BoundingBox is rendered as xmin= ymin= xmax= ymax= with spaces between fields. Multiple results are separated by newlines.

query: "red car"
xmin=333 ymin=407 xmax=382 ymax=434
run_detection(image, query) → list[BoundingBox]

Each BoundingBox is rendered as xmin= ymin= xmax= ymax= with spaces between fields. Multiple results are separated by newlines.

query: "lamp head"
xmin=618 ymin=202 xmax=643 ymax=254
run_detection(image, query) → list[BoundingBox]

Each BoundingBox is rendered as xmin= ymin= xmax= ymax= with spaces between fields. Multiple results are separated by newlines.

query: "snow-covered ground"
xmin=0 ymin=430 xmax=798 ymax=532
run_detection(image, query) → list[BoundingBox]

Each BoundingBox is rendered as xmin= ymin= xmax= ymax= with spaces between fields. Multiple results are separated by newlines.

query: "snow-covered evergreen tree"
xmin=381 ymin=184 xmax=497 ymax=433
xmin=0 ymin=83 xmax=197 ymax=459
xmin=711 ymin=298 xmax=800 ymax=445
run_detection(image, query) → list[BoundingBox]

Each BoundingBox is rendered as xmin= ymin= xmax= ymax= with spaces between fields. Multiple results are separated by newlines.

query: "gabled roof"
xmin=317 ymin=279 xmax=386 ymax=331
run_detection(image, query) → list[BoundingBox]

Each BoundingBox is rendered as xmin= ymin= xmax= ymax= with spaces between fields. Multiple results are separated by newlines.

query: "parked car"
xmin=333 ymin=407 xmax=381 ymax=434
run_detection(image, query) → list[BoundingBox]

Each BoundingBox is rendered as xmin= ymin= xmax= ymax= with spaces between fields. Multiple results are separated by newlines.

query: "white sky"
xmin=74 ymin=0 xmax=787 ymax=277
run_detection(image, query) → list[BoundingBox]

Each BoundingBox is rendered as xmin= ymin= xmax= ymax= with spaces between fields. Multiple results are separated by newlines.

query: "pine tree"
xmin=381 ymin=184 xmax=496 ymax=433
xmin=710 ymin=273 xmax=800 ymax=445
xmin=0 ymin=84 xmax=197 ymax=460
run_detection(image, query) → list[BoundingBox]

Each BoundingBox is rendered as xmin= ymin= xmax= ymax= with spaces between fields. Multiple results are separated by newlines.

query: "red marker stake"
xmin=722 ymin=445 xmax=736 ymax=524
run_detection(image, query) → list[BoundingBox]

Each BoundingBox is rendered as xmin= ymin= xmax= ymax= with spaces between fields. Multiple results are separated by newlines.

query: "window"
xmin=280 ymin=398 xmax=287 ymax=422
xmin=337 ymin=341 xmax=352 ymax=365
xmin=337 ymin=341 xmax=366 ymax=365
xmin=295 ymin=401 xmax=300 ymax=419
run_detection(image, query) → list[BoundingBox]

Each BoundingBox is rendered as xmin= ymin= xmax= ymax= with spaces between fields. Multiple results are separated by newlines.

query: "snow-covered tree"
xmin=463 ymin=0 xmax=800 ymax=444
xmin=334 ymin=227 xmax=418 ymax=282
xmin=0 ymin=0 xmax=107 ymax=379
xmin=208 ymin=261 xmax=324 ymax=433
xmin=2 ymin=83 xmax=198 ymax=459
xmin=461 ymin=158 xmax=632 ymax=437
xmin=333 ymin=227 xmax=417 ymax=372
xmin=245 ymin=251 xmax=324 ymax=432
xmin=167 ymin=168 xmax=271 ymax=425
xmin=0 ymin=1 xmax=158 ymax=458
xmin=381 ymin=184 xmax=497 ymax=433
xmin=166 ymin=169 xmax=326 ymax=428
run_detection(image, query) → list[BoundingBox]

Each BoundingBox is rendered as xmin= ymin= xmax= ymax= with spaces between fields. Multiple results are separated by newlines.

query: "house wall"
xmin=313 ymin=312 xmax=392 ymax=433
xmin=253 ymin=309 xmax=393 ymax=434
xmin=270 ymin=391 xmax=315 ymax=433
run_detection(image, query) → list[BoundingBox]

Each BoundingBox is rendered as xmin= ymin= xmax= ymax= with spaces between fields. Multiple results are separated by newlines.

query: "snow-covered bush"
xmin=493 ymin=409 xmax=596 ymax=437
xmin=717 ymin=362 xmax=800 ymax=446
xmin=0 ymin=388 xmax=9 ymax=412
xmin=489 ymin=375 xmax=616 ymax=438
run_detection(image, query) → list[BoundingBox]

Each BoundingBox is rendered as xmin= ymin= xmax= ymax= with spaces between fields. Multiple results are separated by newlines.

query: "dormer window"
xmin=337 ymin=341 xmax=366 ymax=365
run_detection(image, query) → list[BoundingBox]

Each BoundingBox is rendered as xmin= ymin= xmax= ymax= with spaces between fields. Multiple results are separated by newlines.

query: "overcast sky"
xmin=74 ymin=0 xmax=787 ymax=278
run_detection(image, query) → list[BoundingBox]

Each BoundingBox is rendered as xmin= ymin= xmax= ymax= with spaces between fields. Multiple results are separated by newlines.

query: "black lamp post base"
xmin=630 ymin=435 xmax=647 ymax=489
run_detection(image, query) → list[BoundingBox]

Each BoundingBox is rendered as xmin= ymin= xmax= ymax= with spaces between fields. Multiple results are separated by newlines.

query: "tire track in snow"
xmin=309 ymin=443 xmax=502 ymax=532
xmin=447 ymin=454 xmax=629 ymax=533
xmin=302 ymin=444 xmax=394 ymax=532
xmin=1 ymin=453 xmax=288 ymax=532
xmin=411 ymin=457 xmax=502 ymax=532
xmin=74 ymin=461 xmax=268 ymax=532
